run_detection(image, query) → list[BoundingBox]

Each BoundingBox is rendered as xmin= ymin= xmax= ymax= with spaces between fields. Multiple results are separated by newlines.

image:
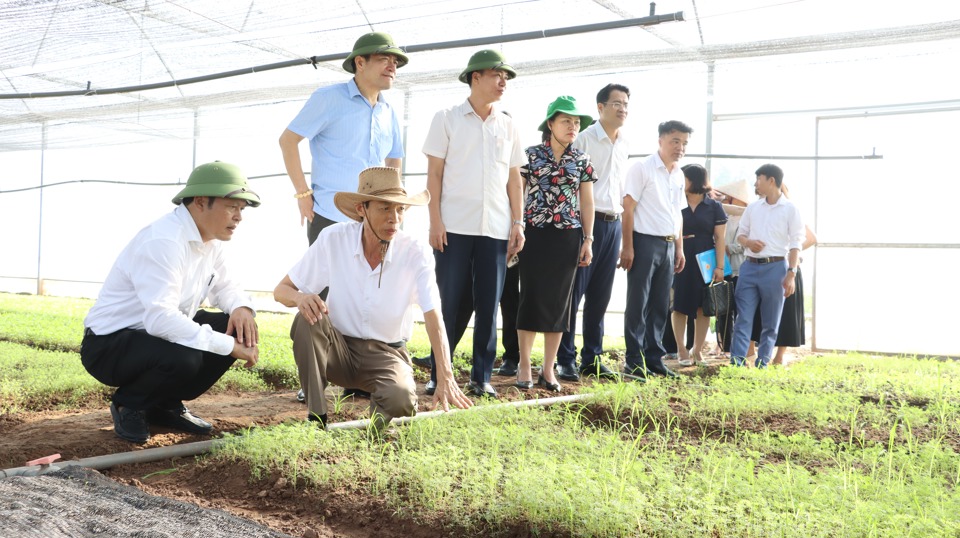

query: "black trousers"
xmin=427 ymin=262 xmax=520 ymax=366
xmin=80 ymin=311 xmax=235 ymax=411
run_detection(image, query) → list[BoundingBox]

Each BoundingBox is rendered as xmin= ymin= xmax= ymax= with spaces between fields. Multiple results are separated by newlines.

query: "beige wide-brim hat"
xmin=334 ymin=167 xmax=430 ymax=222
xmin=714 ymin=178 xmax=753 ymax=205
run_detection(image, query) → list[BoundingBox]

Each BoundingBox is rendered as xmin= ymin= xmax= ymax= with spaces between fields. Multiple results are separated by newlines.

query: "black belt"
xmin=84 ymin=327 xmax=96 ymax=337
xmin=639 ymin=232 xmax=676 ymax=243
xmin=746 ymin=256 xmax=785 ymax=264
xmin=595 ymin=211 xmax=620 ymax=222
xmin=387 ymin=341 xmax=404 ymax=349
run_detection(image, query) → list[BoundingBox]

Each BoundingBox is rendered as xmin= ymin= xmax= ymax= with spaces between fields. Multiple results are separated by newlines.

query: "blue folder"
xmin=695 ymin=249 xmax=733 ymax=284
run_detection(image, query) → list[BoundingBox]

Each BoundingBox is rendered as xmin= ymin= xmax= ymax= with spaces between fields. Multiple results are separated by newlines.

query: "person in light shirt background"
xmin=728 ymin=164 xmax=805 ymax=368
xmin=555 ymin=83 xmax=630 ymax=383
xmin=620 ymin=120 xmax=694 ymax=380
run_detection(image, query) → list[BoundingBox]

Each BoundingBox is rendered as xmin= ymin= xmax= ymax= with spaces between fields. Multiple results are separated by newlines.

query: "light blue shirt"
xmin=287 ymin=79 xmax=404 ymax=222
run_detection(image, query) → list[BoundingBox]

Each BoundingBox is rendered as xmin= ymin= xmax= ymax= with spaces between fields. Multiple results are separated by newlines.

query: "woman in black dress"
xmin=516 ymin=96 xmax=596 ymax=392
xmin=671 ymin=164 xmax=726 ymax=366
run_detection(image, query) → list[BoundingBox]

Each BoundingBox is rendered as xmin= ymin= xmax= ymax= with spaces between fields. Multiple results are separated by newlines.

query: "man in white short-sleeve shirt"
xmin=274 ymin=167 xmax=472 ymax=430
xmin=620 ymin=120 xmax=693 ymax=379
xmin=81 ymin=161 xmax=261 ymax=444
xmin=420 ymin=49 xmax=526 ymax=399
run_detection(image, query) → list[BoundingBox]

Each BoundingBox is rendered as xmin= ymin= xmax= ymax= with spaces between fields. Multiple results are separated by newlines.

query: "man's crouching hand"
xmin=227 ymin=306 xmax=259 ymax=347
xmin=432 ymin=376 xmax=473 ymax=412
xmin=295 ymin=292 xmax=328 ymax=325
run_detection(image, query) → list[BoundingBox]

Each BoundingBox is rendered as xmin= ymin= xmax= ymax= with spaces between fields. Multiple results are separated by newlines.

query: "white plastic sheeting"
xmin=2 ymin=0 xmax=960 ymax=357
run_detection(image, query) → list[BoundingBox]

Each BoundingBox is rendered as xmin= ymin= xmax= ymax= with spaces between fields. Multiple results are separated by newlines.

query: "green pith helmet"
xmin=172 ymin=161 xmax=261 ymax=207
xmin=458 ymin=49 xmax=516 ymax=84
xmin=538 ymin=95 xmax=594 ymax=133
xmin=342 ymin=31 xmax=409 ymax=73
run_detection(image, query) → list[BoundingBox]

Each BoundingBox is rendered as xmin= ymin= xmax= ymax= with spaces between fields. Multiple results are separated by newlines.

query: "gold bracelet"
xmin=294 ymin=189 xmax=314 ymax=199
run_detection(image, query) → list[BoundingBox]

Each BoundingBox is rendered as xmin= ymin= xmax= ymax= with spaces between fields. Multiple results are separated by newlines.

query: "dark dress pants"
xmin=431 ymin=233 xmax=507 ymax=385
xmin=80 ymin=311 xmax=235 ymax=411
xmin=558 ymin=217 xmax=621 ymax=368
xmin=624 ymin=233 xmax=675 ymax=373
xmin=427 ymin=261 xmax=519 ymax=368
xmin=499 ymin=263 xmax=520 ymax=364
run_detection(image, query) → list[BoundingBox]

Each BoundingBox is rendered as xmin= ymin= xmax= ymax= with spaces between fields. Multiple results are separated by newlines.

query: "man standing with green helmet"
xmin=81 ymin=161 xmax=261 ymax=444
xmin=279 ymin=31 xmax=409 ymax=246
xmin=420 ymin=49 xmax=526 ymax=398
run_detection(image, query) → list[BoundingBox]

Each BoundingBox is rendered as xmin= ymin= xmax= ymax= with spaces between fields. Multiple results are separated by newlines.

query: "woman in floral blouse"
xmin=516 ymin=96 xmax=597 ymax=392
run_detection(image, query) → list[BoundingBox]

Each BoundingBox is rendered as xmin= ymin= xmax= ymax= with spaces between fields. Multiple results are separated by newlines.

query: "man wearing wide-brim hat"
xmin=420 ymin=49 xmax=526 ymax=399
xmin=280 ymin=31 xmax=409 ymax=246
xmin=81 ymin=161 xmax=261 ymax=444
xmin=274 ymin=167 xmax=473 ymax=430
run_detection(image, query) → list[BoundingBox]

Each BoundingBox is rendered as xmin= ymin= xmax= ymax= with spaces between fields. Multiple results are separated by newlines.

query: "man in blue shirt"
xmin=279 ymin=31 xmax=408 ymax=246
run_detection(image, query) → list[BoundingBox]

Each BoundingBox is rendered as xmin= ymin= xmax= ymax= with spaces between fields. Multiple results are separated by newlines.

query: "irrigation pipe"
xmin=0 ymin=393 xmax=593 ymax=478
xmin=0 ymin=12 xmax=682 ymax=100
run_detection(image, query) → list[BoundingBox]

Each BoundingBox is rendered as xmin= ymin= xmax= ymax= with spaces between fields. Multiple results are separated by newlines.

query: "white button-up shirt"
xmin=572 ymin=121 xmax=629 ymax=215
xmin=738 ymin=194 xmax=805 ymax=258
xmin=287 ymin=221 xmax=441 ymax=344
xmin=623 ymin=152 xmax=686 ymax=236
xmin=422 ymin=100 xmax=525 ymax=240
xmin=84 ymin=205 xmax=255 ymax=356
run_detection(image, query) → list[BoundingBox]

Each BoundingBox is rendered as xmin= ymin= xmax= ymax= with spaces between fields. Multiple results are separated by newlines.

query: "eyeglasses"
xmin=603 ymin=101 xmax=629 ymax=110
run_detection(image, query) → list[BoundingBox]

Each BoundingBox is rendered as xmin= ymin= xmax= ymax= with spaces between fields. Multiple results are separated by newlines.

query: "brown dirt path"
xmin=1 ymin=350 xmax=814 ymax=537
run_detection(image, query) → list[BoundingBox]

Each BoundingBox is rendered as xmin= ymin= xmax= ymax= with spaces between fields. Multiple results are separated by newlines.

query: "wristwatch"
xmin=787 ymin=266 xmax=798 ymax=273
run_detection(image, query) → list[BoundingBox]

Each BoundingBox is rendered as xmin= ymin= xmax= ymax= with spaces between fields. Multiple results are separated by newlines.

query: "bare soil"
xmin=0 ymin=349 xmax=815 ymax=538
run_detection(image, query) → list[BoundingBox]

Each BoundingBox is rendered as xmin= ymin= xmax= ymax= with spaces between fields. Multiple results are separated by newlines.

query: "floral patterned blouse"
xmin=520 ymin=143 xmax=597 ymax=230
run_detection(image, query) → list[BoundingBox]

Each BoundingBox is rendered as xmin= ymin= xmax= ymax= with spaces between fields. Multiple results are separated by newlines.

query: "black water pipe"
xmin=0 ymin=13 xmax=683 ymax=100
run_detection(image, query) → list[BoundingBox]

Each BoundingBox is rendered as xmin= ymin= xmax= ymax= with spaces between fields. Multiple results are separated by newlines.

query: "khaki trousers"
xmin=290 ymin=313 xmax=417 ymax=427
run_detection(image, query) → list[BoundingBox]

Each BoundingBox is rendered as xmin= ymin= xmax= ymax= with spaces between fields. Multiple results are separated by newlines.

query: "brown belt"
xmin=595 ymin=211 xmax=620 ymax=222
xmin=746 ymin=256 xmax=785 ymax=264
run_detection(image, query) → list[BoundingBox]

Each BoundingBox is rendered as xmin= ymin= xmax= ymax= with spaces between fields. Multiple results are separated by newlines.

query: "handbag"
xmin=702 ymin=280 xmax=733 ymax=317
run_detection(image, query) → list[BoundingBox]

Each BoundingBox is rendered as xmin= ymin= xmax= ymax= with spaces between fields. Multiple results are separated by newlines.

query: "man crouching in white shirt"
xmin=81 ymin=161 xmax=261 ymax=444
xmin=274 ymin=167 xmax=473 ymax=432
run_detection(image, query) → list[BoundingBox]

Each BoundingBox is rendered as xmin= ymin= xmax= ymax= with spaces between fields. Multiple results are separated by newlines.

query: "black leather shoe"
xmin=296 ymin=389 xmax=306 ymax=403
xmin=624 ymin=365 xmax=652 ymax=382
xmin=648 ymin=365 xmax=680 ymax=378
xmin=536 ymin=373 xmax=562 ymax=392
xmin=580 ymin=361 xmax=621 ymax=380
xmin=412 ymin=356 xmax=432 ymax=369
xmin=342 ymin=388 xmax=371 ymax=398
xmin=110 ymin=402 xmax=149 ymax=444
xmin=496 ymin=361 xmax=519 ymax=377
xmin=307 ymin=412 xmax=328 ymax=428
xmin=466 ymin=382 xmax=498 ymax=398
xmin=514 ymin=379 xmax=534 ymax=390
xmin=146 ymin=405 xmax=212 ymax=435
xmin=425 ymin=380 xmax=437 ymax=396
xmin=556 ymin=363 xmax=580 ymax=382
